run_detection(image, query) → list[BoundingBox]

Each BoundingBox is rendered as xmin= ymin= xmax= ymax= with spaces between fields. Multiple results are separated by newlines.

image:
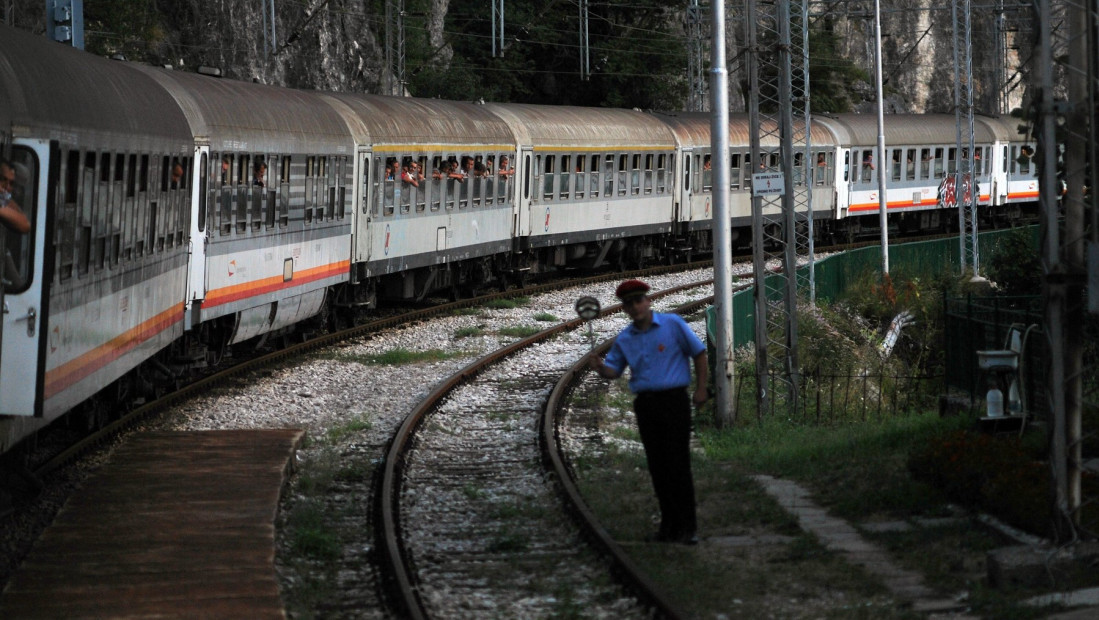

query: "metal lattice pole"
xmin=746 ymin=0 xmax=806 ymax=418
xmin=580 ymin=0 xmax=590 ymax=80
xmin=794 ymin=0 xmax=815 ymax=306
xmin=687 ymin=0 xmax=707 ymax=112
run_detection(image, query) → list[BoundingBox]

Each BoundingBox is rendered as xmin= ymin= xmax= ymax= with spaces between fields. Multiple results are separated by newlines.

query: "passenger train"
xmin=0 ymin=25 xmax=1040 ymax=455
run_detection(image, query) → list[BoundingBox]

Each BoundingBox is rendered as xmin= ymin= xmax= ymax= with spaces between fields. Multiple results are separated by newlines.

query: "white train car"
xmin=0 ymin=26 xmax=195 ymax=447
xmin=132 ymin=65 xmax=356 ymax=347
xmin=321 ymin=94 xmax=518 ymax=301
xmin=486 ymin=104 xmax=678 ymax=270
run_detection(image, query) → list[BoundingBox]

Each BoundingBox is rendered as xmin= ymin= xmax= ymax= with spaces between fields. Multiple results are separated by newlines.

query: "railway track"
xmin=378 ymin=280 xmax=718 ymax=619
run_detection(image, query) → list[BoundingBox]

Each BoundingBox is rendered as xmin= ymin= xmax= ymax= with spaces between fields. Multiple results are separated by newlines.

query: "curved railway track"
xmin=378 ymin=280 xmax=719 ymax=619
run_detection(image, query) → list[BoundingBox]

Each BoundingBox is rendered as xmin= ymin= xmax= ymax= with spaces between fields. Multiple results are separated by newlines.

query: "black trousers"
xmin=634 ymin=387 xmax=696 ymax=537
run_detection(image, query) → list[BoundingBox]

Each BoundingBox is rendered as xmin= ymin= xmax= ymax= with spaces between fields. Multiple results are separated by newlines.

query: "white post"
xmin=710 ymin=0 xmax=735 ymax=425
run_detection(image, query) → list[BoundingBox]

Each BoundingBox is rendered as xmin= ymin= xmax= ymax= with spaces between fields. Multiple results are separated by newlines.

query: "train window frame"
xmin=559 ymin=155 xmax=570 ymax=201
xmin=793 ymin=152 xmax=804 ymax=186
xmin=197 ymin=153 xmax=208 ymax=235
xmin=430 ymin=155 xmax=443 ymax=211
xmin=643 ymin=153 xmax=654 ymax=195
xmin=934 ymin=148 xmax=945 ymax=178
xmin=2 ymin=147 xmax=39 ymax=292
xmin=415 ymin=155 xmax=428 ymax=213
xmin=890 ymin=149 xmax=902 ymax=182
xmin=728 ymin=153 xmax=741 ymax=190
xmin=573 ymin=154 xmax=586 ymax=200
xmin=630 ymin=154 xmax=641 ymax=196
xmin=588 ymin=153 xmax=600 ymax=198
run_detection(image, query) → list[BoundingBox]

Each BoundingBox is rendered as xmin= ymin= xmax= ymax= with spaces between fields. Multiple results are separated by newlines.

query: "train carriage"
xmin=655 ymin=112 xmax=840 ymax=251
xmin=131 ymin=66 xmax=355 ymax=346
xmin=486 ymin=104 xmax=678 ymax=269
xmin=320 ymin=94 xmax=518 ymax=301
xmin=0 ymin=26 xmax=194 ymax=448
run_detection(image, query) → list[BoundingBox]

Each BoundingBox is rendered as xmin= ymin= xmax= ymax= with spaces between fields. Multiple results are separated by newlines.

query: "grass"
xmin=497 ymin=325 xmax=541 ymax=338
xmin=454 ymin=326 xmax=485 ymax=339
xmin=534 ymin=312 xmax=558 ymax=322
xmin=484 ymin=296 xmax=530 ymax=309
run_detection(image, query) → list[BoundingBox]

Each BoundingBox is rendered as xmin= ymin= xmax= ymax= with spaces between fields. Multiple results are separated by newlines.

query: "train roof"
xmin=651 ymin=112 xmax=838 ymax=149
xmin=129 ymin=64 xmax=352 ymax=155
xmin=319 ymin=93 xmax=516 ymax=151
xmin=817 ymin=114 xmax=1009 ymax=146
xmin=483 ymin=103 xmax=676 ymax=151
xmin=0 ymin=25 xmax=192 ymax=151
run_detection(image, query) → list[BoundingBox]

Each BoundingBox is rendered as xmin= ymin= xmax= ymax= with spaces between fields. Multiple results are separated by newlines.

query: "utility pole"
xmin=710 ymin=0 xmax=733 ymax=425
xmin=687 ymin=0 xmax=707 ymax=112
xmin=385 ymin=0 xmax=405 ymax=96
xmin=953 ymin=0 xmax=979 ymax=277
xmin=492 ymin=0 xmax=505 ymax=58
xmin=579 ymin=0 xmax=590 ymax=80
xmin=746 ymin=0 xmax=809 ymax=418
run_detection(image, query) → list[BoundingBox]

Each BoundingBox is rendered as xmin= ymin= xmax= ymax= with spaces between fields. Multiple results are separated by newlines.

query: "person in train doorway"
xmin=589 ymin=279 xmax=709 ymax=545
xmin=253 ymin=159 xmax=267 ymax=188
xmin=0 ymin=157 xmax=30 ymax=291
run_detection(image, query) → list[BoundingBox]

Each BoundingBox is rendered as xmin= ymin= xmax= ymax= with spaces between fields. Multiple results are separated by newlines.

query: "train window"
xmin=683 ymin=153 xmax=691 ymax=192
xmin=558 ymin=155 xmax=570 ymax=200
xmin=381 ymin=156 xmax=395 ymax=216
xmin=643 ymin=154 xmax=654 ymax=195
xmin=630 ymin=154 xmax=641 ymax=195
xmin=588 ymin=154 xmax=600 ymax=198
xmin=540 ymin=155 xmax=553 ymax=201
xmin=946 ymin=148 xmax=957 ymax=174
xmin=198 ymin=153 xmax=208 ymax=234
xmin=977 ymin=147 xmax=986 ymax=175
xmin=1001 ymin=146 xmax=1008 ymax=173
xmin=305 ymin=155 xmax=316 ymax=224
xmin=656 ymin=153 xmax=667 ymax=193
xmin=3 ymin=147 xmax=38 ymax=291
xmin=859 ymin=150 xmax=874 ymax=183
xmin=934 ymin=148 xmax=944 ymax=178
xmin=904 ymin=149 xmax=915 ymax=181
xmin=700 ymin=153 xmax=712 ymax=193
xmin=603 ymin=155 xmax=615 ymax=197
xmin=573 ymin=155 xmax=586 ymax=199
xmin=793 ymin=152 xmax=804 ymax=186
xmin=891 ymin=149 xmax=901 ymax=182
xmin=279 ymin=156 xmax=290 ymax=228
xmin=78 ymin=153 xmax=95 ymax=274
xmin=429 ymin=156 xmax=442 ymax=211
xmin=399 ymin=156 xmax=412 ymax=214
xmin=251 ymin=155 xmax=265 ymax=231
xmin=220 ymin=154 xmax=233 ymax=235
xmin=522 ymin=154 xmax=531 ymax=201
xmin=729 ymin=154 xmax=740 ymax=190
xmin=415 ymin=156 xmax=428 ymax=212
xmin=111 ymin=154 xmax=124 ymax=266
xmin=919 ymin=149 xmax=931 ymax=179
xmin=237 ymin=154 xmax=250 ymax=233
xmin=617 ymin=154 xmax=628 ymax=196
xmin=57 ymin=150 xmax=79 ymax=281
xmin=483 ymin=155 xmax=496 ymax=205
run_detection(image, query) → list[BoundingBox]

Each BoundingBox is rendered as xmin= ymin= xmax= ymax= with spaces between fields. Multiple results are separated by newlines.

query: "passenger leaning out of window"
xmin=253 ymin=160 xmax=267 ymax=188
xmin=498 ymin=155 xmax=514 ymax=178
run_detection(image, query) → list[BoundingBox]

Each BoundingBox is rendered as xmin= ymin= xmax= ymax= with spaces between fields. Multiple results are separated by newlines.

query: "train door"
xmin=185 ymin=146 xmax=208 ymax=328
xmin=676 ymin=148 xmax=693 ymax=223
xmin=353 ymin=148 xmax=372 ymax=263
xmin=512 ymin=147 xmax=533 ymax=238
xmin=0 ymin=141 xmax=48 ymax=416
xmin=836 ymin=148 xmax=851 ymax=214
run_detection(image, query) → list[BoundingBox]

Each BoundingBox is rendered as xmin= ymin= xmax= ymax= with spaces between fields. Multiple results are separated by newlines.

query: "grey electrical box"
xmin=45 ymin=0 xmax=83 ymax=50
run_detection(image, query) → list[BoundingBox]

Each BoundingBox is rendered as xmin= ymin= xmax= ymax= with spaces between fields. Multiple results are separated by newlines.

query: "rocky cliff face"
xmin=8 ymin=0 xmax=1033 ymax=115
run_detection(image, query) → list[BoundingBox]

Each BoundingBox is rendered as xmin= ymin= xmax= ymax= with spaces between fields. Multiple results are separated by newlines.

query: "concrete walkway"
xmin=753 ymin=475 xmax=971 ymax=616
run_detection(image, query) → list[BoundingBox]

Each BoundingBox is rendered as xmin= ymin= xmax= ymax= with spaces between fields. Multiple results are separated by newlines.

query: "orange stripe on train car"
xmin=847 ymin=195 xmax=991 ymax=213
xmin=202 ymin=260 xmax=350 ymax=309
xmin=44 ymin=303 xmax=185 ymax=400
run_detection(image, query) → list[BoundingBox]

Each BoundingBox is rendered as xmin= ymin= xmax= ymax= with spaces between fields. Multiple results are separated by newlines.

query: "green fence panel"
xmin=707 ymin=226 xmax=1038 ymax=350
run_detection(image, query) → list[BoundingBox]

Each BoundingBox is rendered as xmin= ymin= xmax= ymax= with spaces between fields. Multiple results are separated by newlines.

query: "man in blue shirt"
xmin=590 ymin=279 xmax=709 ymax=545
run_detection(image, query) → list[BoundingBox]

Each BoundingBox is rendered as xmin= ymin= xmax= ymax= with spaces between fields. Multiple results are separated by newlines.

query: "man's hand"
xmin=692 ymin=385 xmax=709 ymax=406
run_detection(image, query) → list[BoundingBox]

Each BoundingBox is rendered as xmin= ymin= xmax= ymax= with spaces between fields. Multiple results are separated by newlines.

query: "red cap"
xmin=614 ymin=279 xmax=650 ymax=300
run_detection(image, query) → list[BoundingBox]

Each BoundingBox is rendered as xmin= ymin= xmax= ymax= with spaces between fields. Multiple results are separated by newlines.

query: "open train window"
xmin=588 ymin=153 xmax=600 ymax=198
xmin=644 ymin=154 xmax=654 ymax=195
xmin=2 ymin=147 xmax=39 ymax=292
xmin=430 ymin=156 xmax=442 ymax=211
xmin=559 ymin=155 xmax=570 ymax=200
xmin=630 ymin=154 xmax=641 ymax=195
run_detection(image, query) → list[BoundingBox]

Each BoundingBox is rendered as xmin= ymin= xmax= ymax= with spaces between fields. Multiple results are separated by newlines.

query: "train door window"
xmin=1001 ymin=146 xmax=1008 ymax=173
xmin=690 ymin=153 xmax=700 ymax=194
xmin=522 ymin=153 xmax=531 ymax=201
xmin=558 ymin=155 xmax=570 ymax=200
xmin=372 ymin=156 xmax=383 ymax=215
xmin=841 ymin=151 xmax=849 ymax=182
xmin=3 ymin=147 xmax=37 ymax=290
xmin=977 ymin=147 xmax=986 ymax=175
xmin=617 ymin=154 xmax=628 ymax=196
xmin=683 ymin=152 xmax=691 ymax=192
xmin=197 ymin=153 xmax=208 ymax=236
xmin=859 ymin=150 xmax=874 ymax=183
xmin=812 ymin=152 xmax=824 ymax=185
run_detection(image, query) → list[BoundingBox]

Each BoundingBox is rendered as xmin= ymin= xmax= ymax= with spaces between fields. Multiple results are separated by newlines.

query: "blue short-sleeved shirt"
xmin=604 ymin=312 xmax=706 ymax=394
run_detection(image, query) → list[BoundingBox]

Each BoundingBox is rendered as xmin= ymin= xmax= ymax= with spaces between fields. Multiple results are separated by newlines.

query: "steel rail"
xmin=377 ymin=279 xmax=716 ymax=620
xmin=539 ymin=281 xmax=753 ymax=620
